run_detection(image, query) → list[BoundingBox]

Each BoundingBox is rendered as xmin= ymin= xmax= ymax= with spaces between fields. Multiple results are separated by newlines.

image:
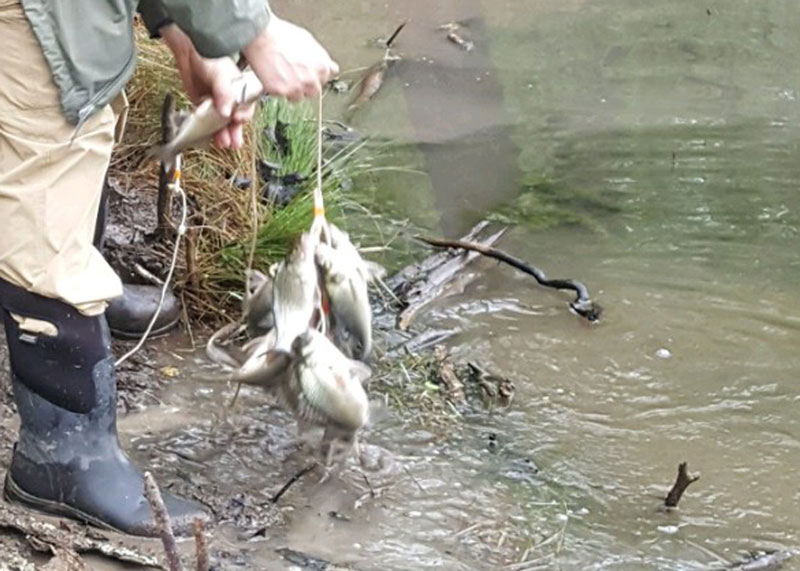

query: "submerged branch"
xmin=415 ymin=235 xmax=602 ymax=322
xmin=664 ymin=461 xmax=700 ymax=508
xmin=385 ymin=20 xmax=408 ymax=48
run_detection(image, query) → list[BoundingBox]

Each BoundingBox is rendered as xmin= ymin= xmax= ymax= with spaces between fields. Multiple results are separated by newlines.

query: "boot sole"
xmin=4 ymin=471 xmax=127 ymax=535
xmin=109 ymin=316 xmax=180 ymax=341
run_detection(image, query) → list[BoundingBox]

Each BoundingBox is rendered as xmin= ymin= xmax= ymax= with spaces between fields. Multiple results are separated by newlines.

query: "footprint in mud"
xmin=358 ymin=442 xmax=401 ymax=478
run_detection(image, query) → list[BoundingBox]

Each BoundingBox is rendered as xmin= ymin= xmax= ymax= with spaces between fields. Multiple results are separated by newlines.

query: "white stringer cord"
xmin=115 ymin=154 xmax=187 ymax=367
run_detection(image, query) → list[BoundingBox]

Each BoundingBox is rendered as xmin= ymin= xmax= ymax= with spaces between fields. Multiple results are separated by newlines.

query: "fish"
xmin=243 ymin=268 xmax=275 ymax=337
xmin=283 ymin=329 xmax=371 ymax=464
xmin=206 ymin=322 xmax=279 ymax=372
xmin=205 ymin=321 xmax=247 ymax=369
xmin=149 ymin=70 xmax=266 ymax=169
xmin=229 ymin=329 xmax=291 ymax=391
xmin=272 ymin=231 xmax=320 ymax=353
xmin=315 ymin=239 xmax=372 ymax=360
xmin=346 ymin=60 xmax=388 ymax=113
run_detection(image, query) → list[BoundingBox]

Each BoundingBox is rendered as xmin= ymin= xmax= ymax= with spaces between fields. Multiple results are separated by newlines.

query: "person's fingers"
xmin=231 ymin=101 xmax=255 ymax=123
xmin=229 ymin=124 xmax=245 ymax=148
xmin=210 ymin=66 xmax=238 ymax=118
xmin=215 ymin=128 xmax=232 ymax=149
xmin=302 ymin=73 xmax=322 ymax=98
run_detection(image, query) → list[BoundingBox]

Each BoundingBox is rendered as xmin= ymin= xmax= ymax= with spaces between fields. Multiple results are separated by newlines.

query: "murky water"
xmin=124 ymin=1 xmax=800 ymax=569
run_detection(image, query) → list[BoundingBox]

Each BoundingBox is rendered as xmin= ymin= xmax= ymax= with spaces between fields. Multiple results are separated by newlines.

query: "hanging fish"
xmin=243 ymin=268 xmax=275 ymax=337
xmin=282 ymin=329 xmax=371 ymax=465
xmin=272 ymin=231 xmax=321 ymax=353
xmin=315 ymin=238 xmax=372 ymax=360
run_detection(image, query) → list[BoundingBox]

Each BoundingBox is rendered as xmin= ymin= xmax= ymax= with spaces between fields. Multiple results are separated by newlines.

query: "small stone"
xmin=655 ymin=348 xmax=672 ymax=359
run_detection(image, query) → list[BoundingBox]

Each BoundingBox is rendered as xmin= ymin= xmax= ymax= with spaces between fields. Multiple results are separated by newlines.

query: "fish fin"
xmin=349 ymin=361 xmax=372 ymax=385
xmin=205 ymin=322 xmax=246 ymax=369
xmin=146 ymin=142 xmax=176 ymax=171
xmin=246 ymin=269 xmax=269 ymax=294
xmin=363 ymin=260 xmax=387 ymax=283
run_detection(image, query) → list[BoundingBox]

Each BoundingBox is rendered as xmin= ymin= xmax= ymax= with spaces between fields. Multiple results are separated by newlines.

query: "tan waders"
xmin=0 ymin=0 xmax=206 ymax=535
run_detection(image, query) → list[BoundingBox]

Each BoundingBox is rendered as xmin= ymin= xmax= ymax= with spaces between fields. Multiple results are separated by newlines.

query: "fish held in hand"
xmin=149 ymin=70 xmax=265 ymax=169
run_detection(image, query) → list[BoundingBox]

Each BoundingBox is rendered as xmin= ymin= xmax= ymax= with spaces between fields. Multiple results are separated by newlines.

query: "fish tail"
xmin=233 ymin=350 xmax=292 ymax=389
xmin=147 ymin=142 xmax=177 ymax=171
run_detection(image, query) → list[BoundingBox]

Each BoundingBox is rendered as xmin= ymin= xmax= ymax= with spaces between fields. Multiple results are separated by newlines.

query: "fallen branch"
xmin=434 ymin=345 xmax=465 ymax=404
xmin=144 ymin=471 xmax=183 ymax=571
xmin=0 ymin=505 xmax=159 ymax=567
xmin=388 ymin=221 xmax=488 ymax=291
xmin=664 ymin=462 xmax=700 ymax=508
xmin=416 ymin=235 xmax=602 ymax=322
xmin=397 ymin=226 xmax=507 ymax=329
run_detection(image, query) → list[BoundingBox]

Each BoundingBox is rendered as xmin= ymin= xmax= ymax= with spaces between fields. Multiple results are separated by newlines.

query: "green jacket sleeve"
xmin=155 ymin=0 xmax=271 ymax=58
xmin=138 ymin=0 xmax=173 ymax=39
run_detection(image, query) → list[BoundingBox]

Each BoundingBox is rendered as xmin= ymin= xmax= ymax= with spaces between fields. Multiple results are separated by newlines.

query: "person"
xmin=0 ymin=0 xmax=337 ymax=536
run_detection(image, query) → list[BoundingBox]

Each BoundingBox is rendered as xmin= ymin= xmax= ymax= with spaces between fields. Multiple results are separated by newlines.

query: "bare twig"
xmin=403 ymin=465 xmax=426 ymax=493
xmin=385 ymin=20 xmax=408 ymax=48
xmin=362 ymin=473 xmax=376 ymax=498
xmin=134 ymin=262 xmax=165 ymax=286
xmin=271 ymin=464 xmax=315 ymax=504
xmin=184 ymin=225 xmax=200 ymax=294
xmin=143 ymin=471 xmax=183 ymax=571
xmin=157 ymin=93 xmax=178 ymax=238
xmin=665 ymin=461 xmax=700 ymax=508
xmin=193 ymin=519 xmax=209 ymax=571
xmin=416 ymin=235 xmax=601 ymax=322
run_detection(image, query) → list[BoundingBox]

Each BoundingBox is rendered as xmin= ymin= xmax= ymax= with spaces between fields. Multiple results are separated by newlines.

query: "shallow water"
xmin=124 ymin=1 xmax=800 ymax=569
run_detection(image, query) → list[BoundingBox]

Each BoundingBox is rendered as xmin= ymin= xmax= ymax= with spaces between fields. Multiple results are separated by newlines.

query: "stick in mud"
xmin=416 ymin=235 xmax=602 ymax=322
xmin=664 ymin=461 xmax=699 ymax=508
xmin=385 ymin=20 xmax=408 ymax=48
xmin=143 ymin=471 xmax=184 ymax=571
xmin=193 ymin=519 xmax=209 ymax=571
xmin=271 ymin=464 xmax=316 ymax=504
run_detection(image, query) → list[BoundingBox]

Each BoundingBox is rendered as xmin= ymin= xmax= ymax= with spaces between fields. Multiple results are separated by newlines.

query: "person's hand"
xmin=162 ymin=25 xmax=253 ymax=149
xmin=242 ymin=15 xmax=339 ymax=101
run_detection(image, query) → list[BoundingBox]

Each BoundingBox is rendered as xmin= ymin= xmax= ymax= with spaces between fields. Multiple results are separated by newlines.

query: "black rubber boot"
xmin=95 ymin=178 xmax=180 ymax=340
xmin=106 ymin=284 xmax=181 ymax=340
xmin=0 ymin=278 xmax=209 ymax=536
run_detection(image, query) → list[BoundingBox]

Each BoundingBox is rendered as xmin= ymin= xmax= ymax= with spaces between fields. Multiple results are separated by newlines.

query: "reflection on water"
xmin=127 ymin=0 xmax=800 ymax=569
